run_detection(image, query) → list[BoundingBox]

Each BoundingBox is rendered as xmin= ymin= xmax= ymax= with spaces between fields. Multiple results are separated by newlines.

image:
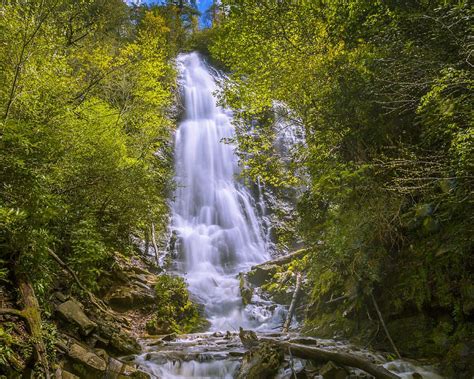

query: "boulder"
xmin=68 ymin=343 xmax=107 ymax=373
xmin=56 ymin=299 xmax=97 ymax=336
xmin=237 ymin=342 xmax=284 ymax=379
xmin=319 ymin=361 xmax=348 ymax=379
xmin=110 ymin=329 xmax=141 ymax=355
xmin=106 ymin=285 xmax=156 ymax=311
xmin=239 ymin=273 xmax=253 ymax=305
xmin=247 ymin=264 xmax=278 ymax=286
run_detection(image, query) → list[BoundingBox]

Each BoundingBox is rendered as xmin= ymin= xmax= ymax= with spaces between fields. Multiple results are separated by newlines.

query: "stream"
xmin=133 ymin=53 xmax=443 ymax=379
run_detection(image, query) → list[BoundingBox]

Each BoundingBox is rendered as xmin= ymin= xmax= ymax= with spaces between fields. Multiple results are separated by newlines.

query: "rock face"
xmin=104 ymin=253 xmax=158 ymax=312
xmin=106 ymin=284 xmax=156 ymax=311
xmin=56 ymin=299 xmax=97 ymax=336
xmin=237 ymin=342 xmax=284 ymax=379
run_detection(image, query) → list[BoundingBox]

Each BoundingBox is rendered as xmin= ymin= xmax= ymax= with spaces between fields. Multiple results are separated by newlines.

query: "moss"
xmin=237 ymin=342 xmax=284 ymax=379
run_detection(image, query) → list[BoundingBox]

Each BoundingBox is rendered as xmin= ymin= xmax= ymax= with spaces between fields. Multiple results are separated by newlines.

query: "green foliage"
xmin=0 ymin=1 xmax=177 ymax=302
xmin=146 ymin=274 xmax=206 ymax=334
xmin=210 ymin=0 xmax=473 ymax=368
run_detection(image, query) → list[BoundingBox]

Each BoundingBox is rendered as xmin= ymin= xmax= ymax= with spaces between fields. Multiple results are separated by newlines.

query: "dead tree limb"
xmin=278 ymin=342 xmax=400 ymax=379
xmin=282 ymin=272 xmax=302 ymax=332
xmin=254 ymin=336 xmax=400 ymax=379
xmin=151 ymin=223 xmax=160 ymax=266
xmin=47 ymin=248 xmax=112 ymax=315
xmin=371 ymin=293 xmax=402 ymax=359
xmin=254 ymin=249 xmax=308 ymax=269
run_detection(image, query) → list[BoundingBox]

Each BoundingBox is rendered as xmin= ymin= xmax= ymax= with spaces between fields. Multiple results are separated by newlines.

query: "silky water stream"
xmin=133 ymin=53 xmax=443 ymax=379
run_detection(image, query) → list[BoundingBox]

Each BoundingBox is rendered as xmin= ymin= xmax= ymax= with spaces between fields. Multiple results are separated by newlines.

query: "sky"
xmin=125 ymin=0 xmax=214 ymax=27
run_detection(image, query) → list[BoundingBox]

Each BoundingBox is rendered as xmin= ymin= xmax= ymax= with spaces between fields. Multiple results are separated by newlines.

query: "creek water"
xmin=133 ymin=53 xmax=443 ymax=379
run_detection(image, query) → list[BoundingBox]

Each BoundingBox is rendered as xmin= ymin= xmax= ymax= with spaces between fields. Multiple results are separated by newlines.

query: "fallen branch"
xmin=253 ymin=249 xmax=308 ymax=269
xmin=279 ymin=342 xmax=400 ymax=379
xmin=371 ymin=293 xmax=402 ymax=359
xmin=47 ymin=248 xmax=112 ymax=316
xmin=151 ymin=223 xmax=160 ymax=266
xmin=282 ymin=272 xmax=302 ymax=333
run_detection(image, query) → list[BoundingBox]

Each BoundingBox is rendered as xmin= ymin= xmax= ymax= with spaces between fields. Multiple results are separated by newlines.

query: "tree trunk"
xmin=282 ymin=272 xmax=302 ymax=332
xmin=15 ymin=271 xmax=51 ymax=379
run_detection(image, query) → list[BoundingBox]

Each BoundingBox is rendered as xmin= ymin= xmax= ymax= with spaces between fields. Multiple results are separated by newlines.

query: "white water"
xmin=134 ymin=52 xmax=444 ymax=379
xmin=172 ymin=52 xmax=273 ymax=331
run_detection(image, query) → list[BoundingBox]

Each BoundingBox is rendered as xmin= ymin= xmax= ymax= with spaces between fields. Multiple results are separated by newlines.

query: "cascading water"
xmin=172 ymin=52 xmax=275 ymax=330
xmin=134 ymin=52 xmax=444 ymax=379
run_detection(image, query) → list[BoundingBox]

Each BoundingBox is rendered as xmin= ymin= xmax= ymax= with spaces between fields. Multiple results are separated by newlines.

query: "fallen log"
xmin=254 ymin=337 xmax=400 ymax=379
xmin=252 ymin=248 xmax=308 ymax=270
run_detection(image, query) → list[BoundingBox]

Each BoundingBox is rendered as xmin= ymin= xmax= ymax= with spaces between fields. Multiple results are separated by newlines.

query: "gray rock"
xmin=56 ymin=299 xmax=97 ymax=336
xmin=68 ymin=343 xmax=107 ymax=372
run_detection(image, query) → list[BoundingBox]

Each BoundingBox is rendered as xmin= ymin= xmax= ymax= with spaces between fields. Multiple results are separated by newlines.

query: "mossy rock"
xmin=237 ymin=342 xmax=284 ymax=379
xmin=239 ymin=273 xmax=253 ymax=305
xmin=385 ymin=314 xmax=441 ymax=357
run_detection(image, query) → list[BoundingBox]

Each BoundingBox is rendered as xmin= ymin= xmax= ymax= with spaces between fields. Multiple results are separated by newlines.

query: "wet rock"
xmin=239 ymin=327 xmax=259 ymax=349
xmin=229 ymin=351 xmax=245 ymax=357
xmin=68 ymin=342 xmax=107 ymax=373
xmin=106 ymin=285 xmax=155 ymax=312
xmin=119 ymin=364 xmax=151 ymax=378
xmin=239 ymin=273 xmax=253 ymax=305
xmin=161 ymin=333 xmax=177 ymax=341
xmin=247 ymin=263 xmax=278 ymax=286
xmin=96 ymin=323 xmax=141 ymax=355
xmin=320 ymin=361 xmax=349 ymax=379
xmin=103 ymin=356 xmax=151 ymax=378
xmin=237 ymin=342 xmax=284 ymax=379
xmin=56 ymin=299 xmax=97 ymax=336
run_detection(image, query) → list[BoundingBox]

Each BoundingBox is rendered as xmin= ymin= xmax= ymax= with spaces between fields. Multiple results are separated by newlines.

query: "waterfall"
xmin=172 ymin=52 xmax=270 ymax=330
